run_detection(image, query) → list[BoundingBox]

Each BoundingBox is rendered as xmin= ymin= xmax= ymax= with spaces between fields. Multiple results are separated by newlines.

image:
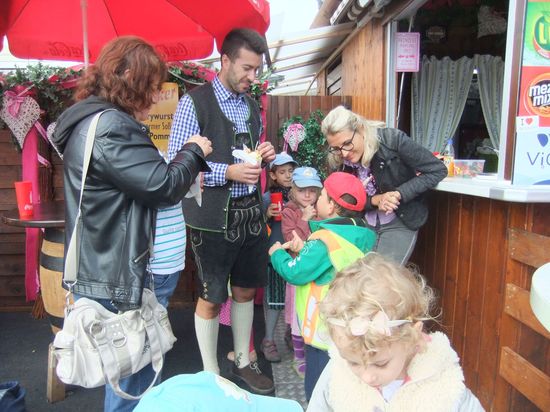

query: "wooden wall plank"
xmin=299 ymin=95 xmax=311 ymax=116
xmin=442 ymin=193 xmax=461 ymax=342
xmin=417 ymin=192 xmax=439 ymax=289
xmin=0 ymin=234 xmax=25 ymax=254
xmin=320 ymin=94 xmax=333 ymax=115
xmin=0 ymin=149 xmax=22 ymax=165
xmin=0 ymin=275 xmax=26 ymax=297
xmin=268 ymin=95 xmax=279 ymax=148
xmin=453 ymin=195 xmax=475 ymax=360
xmin=0 ymin=254 xmax=24 ymax=276
xmin=0 ymin=167 xmax=22 ymax=189
xmin=476 ymin=199 xmax=508 ymax=408
xmin=343 ymin=23 xmax=385 ymax=120
xmin=499 ymin=347 xmax=550 ymax=412
xmin=0 ymin=297 xmax=32 ymax=311
xmin=277 ymin=95 xmax=289 ymax=130
xmin=431 ymin=192 xmax=449 ymax=320
xmin=288 ymin=97 xmax=299 ymax=127
xmin=504 ymin=283 xmax=550 ymax=340
xmin=0 ymin=221 xmax=25 ymax=234
xmin=532 ymin=203 xmax=550 ymax=236
xmin=460 ymin=197 xmax=491 ymax=396
xmin=508 ymin=228 xmax=550 ymax=268
xmin=493 ymin=203 xmax=532 ymax=412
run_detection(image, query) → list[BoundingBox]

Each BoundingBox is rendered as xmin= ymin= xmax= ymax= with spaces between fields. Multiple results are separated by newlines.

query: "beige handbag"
xmin=52 ymin=110 xmax=177 ymax=400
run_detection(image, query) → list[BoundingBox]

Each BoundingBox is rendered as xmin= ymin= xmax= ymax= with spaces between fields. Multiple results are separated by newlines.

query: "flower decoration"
xmin=248 ymin=68 xmax=278 ymax=104
xmin=0 ymin=63 xmax=79 ymax=147
xmin=0 ymin=87 xmax=41 ymax=149
xmin=283 ymin=122 xmax=306 ymax=152
xmin=167 ymin=61 xmax=217 ymax=95
xmin=278 ymin=110 xmax=328 ymax=179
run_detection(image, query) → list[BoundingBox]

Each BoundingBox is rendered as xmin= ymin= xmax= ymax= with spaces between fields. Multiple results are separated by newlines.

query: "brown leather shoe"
xmin=231 ymin=361 xmax=274 ymax=395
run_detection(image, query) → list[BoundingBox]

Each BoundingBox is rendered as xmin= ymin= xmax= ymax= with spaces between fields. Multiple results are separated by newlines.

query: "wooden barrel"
xmin=39 ymin=228 xmax=68 ymax=334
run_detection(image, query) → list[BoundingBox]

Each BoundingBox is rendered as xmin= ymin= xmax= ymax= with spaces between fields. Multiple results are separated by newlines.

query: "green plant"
xmin=278 ymin=110 xmax=328 ymax=179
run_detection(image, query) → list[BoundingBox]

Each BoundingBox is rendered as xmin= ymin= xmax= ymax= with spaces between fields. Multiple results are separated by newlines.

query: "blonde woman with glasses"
xmin=322 ymin=106 xmax=447 ymax=265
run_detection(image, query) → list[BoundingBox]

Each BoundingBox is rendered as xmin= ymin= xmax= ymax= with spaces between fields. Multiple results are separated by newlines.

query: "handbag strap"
xmin=63 ymin=110 xmax=113 ymax=285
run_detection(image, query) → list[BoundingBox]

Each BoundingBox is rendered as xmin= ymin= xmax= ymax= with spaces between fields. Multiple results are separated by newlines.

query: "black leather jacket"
xmin=52 ymin=96 xmax=209 ymax=309
xmin=367 ymin=128 xmax=447 ymax=230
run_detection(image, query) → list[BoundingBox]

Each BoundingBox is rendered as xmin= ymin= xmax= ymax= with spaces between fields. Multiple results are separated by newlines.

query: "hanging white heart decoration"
xmin=0 ymin=94 xmax=41 ymax=149
xmin=283 ymin=123 xmax=306 ymax=152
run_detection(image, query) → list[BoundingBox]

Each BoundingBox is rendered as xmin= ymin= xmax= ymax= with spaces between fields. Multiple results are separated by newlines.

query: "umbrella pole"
xmin=81 ymin=0 xmax=89 ymax=68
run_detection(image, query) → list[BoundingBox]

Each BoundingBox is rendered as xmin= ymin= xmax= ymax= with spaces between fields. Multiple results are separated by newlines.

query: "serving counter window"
xmin=386 ymin=0 xmax=550 ymax=199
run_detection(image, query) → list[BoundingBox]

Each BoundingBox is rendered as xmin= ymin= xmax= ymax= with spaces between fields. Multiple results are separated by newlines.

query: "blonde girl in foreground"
xmin=307 ymin=253 xmax=484 ymax=412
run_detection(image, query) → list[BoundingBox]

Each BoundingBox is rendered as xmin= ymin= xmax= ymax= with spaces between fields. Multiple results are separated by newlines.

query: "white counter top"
xmin=434 ymin=176 xmax=550 ymax=203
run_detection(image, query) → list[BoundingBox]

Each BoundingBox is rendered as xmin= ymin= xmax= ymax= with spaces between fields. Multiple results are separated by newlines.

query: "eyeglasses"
xmin=328 ymin=128 xmax=356 ymax=155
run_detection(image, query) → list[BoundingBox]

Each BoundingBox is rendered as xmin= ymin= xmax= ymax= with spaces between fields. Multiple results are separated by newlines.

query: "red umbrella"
xmin=4 ymin=0 xmax=270 ymax=65
xmin=0 ymin=2 xmax=10 ymax=52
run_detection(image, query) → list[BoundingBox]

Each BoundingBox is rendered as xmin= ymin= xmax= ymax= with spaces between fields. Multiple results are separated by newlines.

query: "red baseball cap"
xmin=324 ymin=172 xmax=366 ymax=212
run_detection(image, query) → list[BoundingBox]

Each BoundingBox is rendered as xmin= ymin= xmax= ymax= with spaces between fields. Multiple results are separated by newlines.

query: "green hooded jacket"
xmin=270 ymin=217 xmax=376 ymax=350
xmin=271 ymin=217 xmax=376 ymax=286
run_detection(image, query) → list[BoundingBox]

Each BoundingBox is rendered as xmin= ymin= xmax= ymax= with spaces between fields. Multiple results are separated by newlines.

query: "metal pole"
xmin=81 ymin=0 xmax=89 ymax=67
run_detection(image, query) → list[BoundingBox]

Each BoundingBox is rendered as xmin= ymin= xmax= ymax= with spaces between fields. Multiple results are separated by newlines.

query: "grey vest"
xmin=181 ymin=82 xmax=262 ymax=232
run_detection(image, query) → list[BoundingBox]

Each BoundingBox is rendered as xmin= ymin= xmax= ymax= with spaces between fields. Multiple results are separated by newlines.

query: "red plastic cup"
xmin=270 ymin=192 xmax=283 ymax=221
xmin=14 ymin=181 xmax=34 ymax=218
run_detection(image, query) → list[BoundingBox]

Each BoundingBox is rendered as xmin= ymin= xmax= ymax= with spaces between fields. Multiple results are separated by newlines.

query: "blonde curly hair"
xmin=321 ymin=106 xmax=385 ymax=171
xmin=320 ymin=253 xmax=437 ymax=361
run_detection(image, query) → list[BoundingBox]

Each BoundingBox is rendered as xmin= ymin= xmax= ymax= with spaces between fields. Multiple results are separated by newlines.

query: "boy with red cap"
xmin=269 ymin=172 xmax=376 ymax=401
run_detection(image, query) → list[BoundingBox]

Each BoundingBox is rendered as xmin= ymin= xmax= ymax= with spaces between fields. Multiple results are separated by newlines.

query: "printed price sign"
xmin=394 ymin=32 xmax=420 ymax=72
xmin=143 ymin=82 xmax=179 ymax=159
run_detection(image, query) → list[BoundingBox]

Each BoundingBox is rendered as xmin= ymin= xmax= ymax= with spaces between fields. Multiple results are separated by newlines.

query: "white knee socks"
xmin=231 ymin=299 xmax=254 ymax=368
xmin=194 ymin=313 xmax=220 ymax=375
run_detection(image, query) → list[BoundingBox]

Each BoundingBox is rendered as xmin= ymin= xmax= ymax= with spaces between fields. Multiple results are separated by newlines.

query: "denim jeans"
xmin=368 ymin=216 xmax=418 ymax=265
xmin=149 ymin=271 xmax=181 ymax=308
xmin=104 ymin=363 xmax=157 ymax=412
xmin=304 ymin=345 xmax=330 ymax=401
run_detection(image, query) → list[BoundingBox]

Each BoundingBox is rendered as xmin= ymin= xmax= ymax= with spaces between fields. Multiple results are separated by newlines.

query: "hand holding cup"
xmin=270 ymin=192 xmax=283 ymax=221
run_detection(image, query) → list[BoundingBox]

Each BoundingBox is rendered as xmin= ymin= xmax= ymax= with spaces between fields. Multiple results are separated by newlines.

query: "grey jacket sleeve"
xmin=384 ymin=128 xmax=448 ymax=203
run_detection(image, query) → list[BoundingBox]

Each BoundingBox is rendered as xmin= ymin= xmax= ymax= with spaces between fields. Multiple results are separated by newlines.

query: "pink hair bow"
xmin=329 ymin=311 xmax=412 ymax=337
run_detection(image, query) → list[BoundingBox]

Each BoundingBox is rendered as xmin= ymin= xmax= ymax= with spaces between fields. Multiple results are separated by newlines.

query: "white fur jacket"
xmin=306 ymin=332 xmax=485 ymax=412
